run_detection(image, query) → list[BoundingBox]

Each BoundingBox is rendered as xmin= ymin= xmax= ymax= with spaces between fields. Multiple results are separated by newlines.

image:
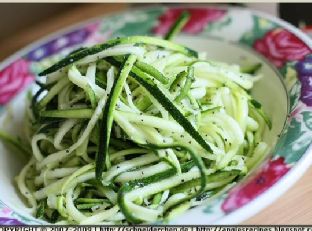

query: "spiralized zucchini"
xmin=0 ymin=14 xmax=271 ymax=225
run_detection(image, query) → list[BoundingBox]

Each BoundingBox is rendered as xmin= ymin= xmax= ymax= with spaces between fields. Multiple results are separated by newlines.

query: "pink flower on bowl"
xmin=221 ymin=157 xmax=290 ymax=213
xmin=0 ymin=59 xmax=35 ymax=105
xmin=0 ymin=207 xmax=12 ymax=216
xmin=153 ymin=8 xmax=226 ymax=35
xmin=254 ymin=28 xmax=311 ymax=68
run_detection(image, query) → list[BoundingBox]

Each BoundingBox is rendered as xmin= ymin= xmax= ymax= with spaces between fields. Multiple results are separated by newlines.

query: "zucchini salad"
xmin=0 ymin=13 xmax=271 ymax=224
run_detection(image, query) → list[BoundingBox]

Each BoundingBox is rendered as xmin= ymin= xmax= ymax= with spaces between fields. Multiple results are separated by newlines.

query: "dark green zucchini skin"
xmin=118 ymin=143 xmax=206 ymax=224
xmin=135 ymin=61 xmax=169 ymax=84
xmin=32 ymin=84 xmax=48 ymax=120
xmin=132 ymin=72 xmax=212 ymax=153
xmin=249 ymin=99 xmax=272 ymax=129
xmin=35 ymin=200 xmax=46 ymax=219
xmin=175 ymin=66 xmax=194 ymax=103
xmin=96 ymin=54 xmax=137 ymax=180
xmin=169 ymin=71 xmax=187 ymax=92
xmin=165 ymin=11 xmax=190 ymax=41
xmin=171 ymin=170 xmax=239 ymax=194
xmin=39 ymin=36 xmax=198 ymax=76
xmin=241 ymin=63 xmax=262 ymax=74
xmin=104 ymin=57 xmax=212 ymax=154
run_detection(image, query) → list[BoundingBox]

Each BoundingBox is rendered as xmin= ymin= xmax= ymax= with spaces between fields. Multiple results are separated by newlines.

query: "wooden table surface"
xmin=1 ymin=3 xmax=311 ymax=225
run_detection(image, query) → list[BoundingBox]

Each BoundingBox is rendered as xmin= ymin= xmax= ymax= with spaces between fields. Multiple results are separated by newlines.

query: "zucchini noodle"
xmin=0 ymin=13 xmax=271 ymax=224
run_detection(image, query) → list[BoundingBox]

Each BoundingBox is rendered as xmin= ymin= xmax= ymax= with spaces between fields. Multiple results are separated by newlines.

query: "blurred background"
xmin=0 ymin=3 xmax=311 ymax=61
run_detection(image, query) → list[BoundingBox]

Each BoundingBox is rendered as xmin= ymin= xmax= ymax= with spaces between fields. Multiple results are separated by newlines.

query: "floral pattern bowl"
xmin=0 ymin=5 xmax=311 ymax=225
